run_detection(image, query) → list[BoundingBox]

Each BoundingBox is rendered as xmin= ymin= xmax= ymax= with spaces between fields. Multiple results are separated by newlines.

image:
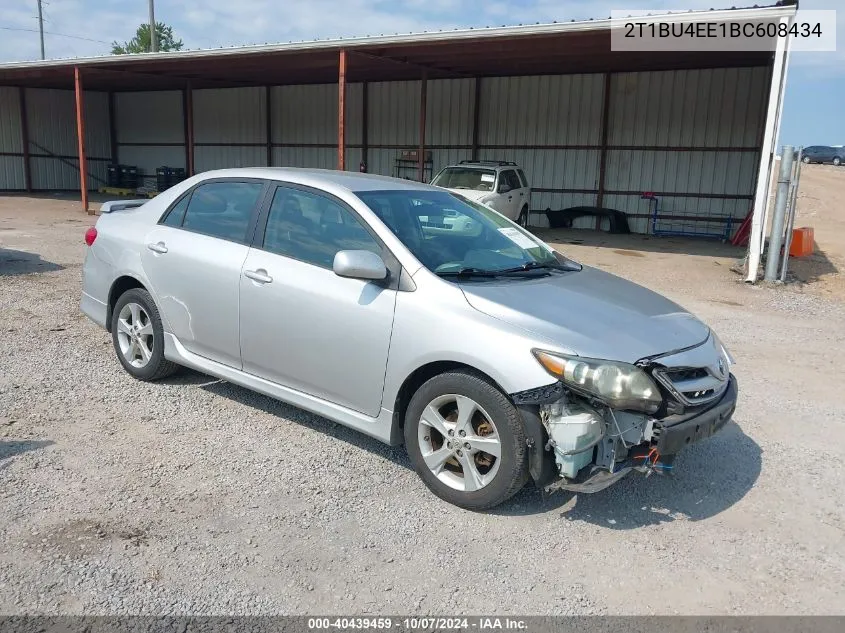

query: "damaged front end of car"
xmin=512 ymin=332 xmax=738 ymax=494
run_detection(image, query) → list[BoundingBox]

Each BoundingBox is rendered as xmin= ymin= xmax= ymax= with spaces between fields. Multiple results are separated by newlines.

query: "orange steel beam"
xmin=74 ymin=66 xmax=90 ymax=214
xmin=418 ymin=72 xmax=427 ymax=182
xmin=183 ymin=82 xmax=195 ymax=176
xmin=338 ymin=49 xmax=347 ymax=171
xmin=18 ymin=87 xmax=32 ymax=192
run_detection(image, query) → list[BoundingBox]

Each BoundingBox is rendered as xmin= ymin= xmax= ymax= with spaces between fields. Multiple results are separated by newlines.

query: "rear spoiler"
xmin=100 ymin=199 xmax=149 ymax=213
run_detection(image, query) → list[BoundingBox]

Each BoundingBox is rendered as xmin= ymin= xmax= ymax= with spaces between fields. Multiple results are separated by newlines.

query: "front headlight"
xmin=532 ymin=350 xmax=663 ymax=414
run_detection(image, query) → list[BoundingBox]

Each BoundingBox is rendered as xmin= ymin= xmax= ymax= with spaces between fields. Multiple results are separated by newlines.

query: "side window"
xmin=505 ymin=170 xmax=522 ymax=190
xmin=262 ymin=186 xmax=381 ymax=269
xmin=161 ymin=193 xmax=191 ymax=227
xmin=517 ymin=169 xmax=529 ymax=188
xmin=499 ymin=170 xmax=520 ymax=192
xmin=180 ymin=181 xmax=264 ymax=243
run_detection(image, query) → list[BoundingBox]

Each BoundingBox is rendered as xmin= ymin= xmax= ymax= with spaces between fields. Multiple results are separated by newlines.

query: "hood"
xmin=446 ymin=188 xmax=494 ymax=203
xmin=460 ymin=265 xmax=710 ymax=363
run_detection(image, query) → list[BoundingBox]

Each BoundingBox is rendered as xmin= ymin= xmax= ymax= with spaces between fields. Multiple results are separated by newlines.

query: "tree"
xmin=111 ymin=22 xmax=183 ymax=54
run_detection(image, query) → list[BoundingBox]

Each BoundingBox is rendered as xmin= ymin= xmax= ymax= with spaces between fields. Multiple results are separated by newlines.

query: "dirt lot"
xmin=1 ymin=167 xmax=844 ymax=615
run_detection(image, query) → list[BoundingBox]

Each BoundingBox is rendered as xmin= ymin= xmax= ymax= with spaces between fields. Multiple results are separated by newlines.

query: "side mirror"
xmin=333 ymin=250 xmax=388 ymax=281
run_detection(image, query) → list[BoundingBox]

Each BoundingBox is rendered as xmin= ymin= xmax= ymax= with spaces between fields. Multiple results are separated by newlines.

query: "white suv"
xmin=431 ymin=160 xmax=532 ymax=226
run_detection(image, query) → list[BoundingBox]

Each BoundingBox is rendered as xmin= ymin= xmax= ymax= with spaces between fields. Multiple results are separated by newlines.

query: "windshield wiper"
xmin=494 ymin=262 xmax=562 ymax=274
xmin=436 ymin=267 xmax=499 ymax=278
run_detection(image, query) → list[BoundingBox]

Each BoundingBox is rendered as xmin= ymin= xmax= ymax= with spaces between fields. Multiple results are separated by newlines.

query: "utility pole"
xmin=148 ymin=0 xmax=157 ymax=52
xmin=37 ymin=0 xmax=45 ymax=59
xmin=764 ymin=146 xmax=794 ymax=282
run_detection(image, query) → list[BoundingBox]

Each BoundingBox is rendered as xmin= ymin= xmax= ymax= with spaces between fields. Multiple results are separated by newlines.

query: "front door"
xmin=141 ymin=179 xmax=266 ymax=368
xmin=239 ymin=184 xmax=397 ymax=417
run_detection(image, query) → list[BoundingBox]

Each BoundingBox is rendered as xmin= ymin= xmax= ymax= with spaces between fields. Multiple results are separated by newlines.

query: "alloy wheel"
xmin=116 ymin=302 xmax=154 ymax=368
xmin=417 ymin=394 xmax=502 ymax=492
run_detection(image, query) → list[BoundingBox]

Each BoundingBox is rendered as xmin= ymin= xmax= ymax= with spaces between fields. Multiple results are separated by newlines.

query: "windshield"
xmin=430 ymin=167 xmax=496 ymax=192
xmin=354 ymin=189 xmax=568 ymax=277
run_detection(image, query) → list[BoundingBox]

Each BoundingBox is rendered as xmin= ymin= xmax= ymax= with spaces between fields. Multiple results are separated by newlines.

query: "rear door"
xmin=495 ymin=169 xmax=523 ymax=220
xmin=517 ymin=169 xmax=531 ymax=204
xmin=141 ymin=178 xmax=268 ymax=368
xmin=238 ymin=183 xmax=398 ymax=416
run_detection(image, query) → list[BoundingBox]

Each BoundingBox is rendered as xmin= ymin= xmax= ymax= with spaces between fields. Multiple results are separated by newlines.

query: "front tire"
xmin=111 ymin=288 xmax=178 ymax=381
xmin=404 ymin=370 xmax=528 ymax=510
xmin=833 ymin=157 xmax=842 ymax=166
xmin=517 ymin=206 xmax=529 ymax=227
xmin=802 ymin=156 xmax=811 ymax=164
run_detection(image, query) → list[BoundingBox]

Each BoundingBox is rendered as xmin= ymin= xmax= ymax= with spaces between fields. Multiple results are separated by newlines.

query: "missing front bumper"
xmin=652 ymin=374 xmax=737 ymax=455
xmin=542 ymin=374 xmax=738 ymax=494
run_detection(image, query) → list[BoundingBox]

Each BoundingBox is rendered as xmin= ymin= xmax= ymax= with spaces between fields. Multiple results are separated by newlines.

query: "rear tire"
xmin=404 ymin=370 xmax=528 ymax=511
xmin=111 ymin=288 xmax=178 ymax=382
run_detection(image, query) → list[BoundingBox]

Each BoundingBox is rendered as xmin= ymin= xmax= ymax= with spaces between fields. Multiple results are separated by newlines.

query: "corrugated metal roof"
xmin=0 ymin=3 xmax=797 ymax=70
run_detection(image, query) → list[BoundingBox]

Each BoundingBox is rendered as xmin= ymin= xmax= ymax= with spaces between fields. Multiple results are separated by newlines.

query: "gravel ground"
xmin=1 ymin=194 xmax=844 ymax=615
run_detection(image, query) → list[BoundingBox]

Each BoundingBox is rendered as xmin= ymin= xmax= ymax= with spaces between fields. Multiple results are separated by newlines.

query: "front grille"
xmin=682 ymin=387 xmax=716 ymax=401
xmin=663 ymin=368 xmax=708 ymax=382
xmin=653 ymin=366 xmax=727 ymax=407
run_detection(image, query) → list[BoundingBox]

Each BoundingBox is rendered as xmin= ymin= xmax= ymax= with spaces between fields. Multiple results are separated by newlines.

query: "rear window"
xmin=431 ymin=167 xmax=496 ymax=192
xmin=178 ymin=181 xmax=264 ymax=243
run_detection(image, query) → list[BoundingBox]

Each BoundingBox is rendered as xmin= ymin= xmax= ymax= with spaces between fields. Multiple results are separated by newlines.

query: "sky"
xmin=1 ymin=0 xmax=842 ymax=148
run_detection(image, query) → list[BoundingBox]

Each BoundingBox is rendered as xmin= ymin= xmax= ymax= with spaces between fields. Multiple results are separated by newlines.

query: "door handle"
xmin=244 ymin=269 xmax=273 ymax=284
xmin=507 ymin=195 xmax=513 ymax=201
xmin=147 ymin=242 xmax=168 ymax=254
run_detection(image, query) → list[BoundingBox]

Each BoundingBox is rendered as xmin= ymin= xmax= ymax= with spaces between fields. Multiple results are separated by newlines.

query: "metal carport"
xmin=0 ymin=2 xmax=797 ymax=281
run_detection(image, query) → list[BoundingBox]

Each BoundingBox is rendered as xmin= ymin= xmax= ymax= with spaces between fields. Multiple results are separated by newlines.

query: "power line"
xmin=0 ymin=26 xmax=111 ymax=45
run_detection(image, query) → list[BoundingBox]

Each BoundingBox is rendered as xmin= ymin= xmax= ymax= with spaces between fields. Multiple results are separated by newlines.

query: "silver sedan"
xmin=81 ymin=168 xmax=737 ymax=510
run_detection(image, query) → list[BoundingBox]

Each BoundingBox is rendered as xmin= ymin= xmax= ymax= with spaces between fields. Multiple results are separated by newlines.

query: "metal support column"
xmin=18 ymin=87 xmax=32 ymax=193
xmin=338 ymin=49 xmax=347 ymax=171
xmin=596 ymin=72 xmax=612 ymax=216
xmin=266 ymin=86 xmax=272 ymax=167
xmin=108 ymin=92 xmax=118 ymax=165
xmin=746 ymin=16 xmax=791 ymax=282
xmin=764 ymin=146 xmax=793 ymax=281
xmin=418 ymin=72 xmax=427 ymax=182
xmin=183 ymin=82 xmax=194 ymax=176
xmin=361 ymin=82 xmax=368 ymax=172
xmin=780 ymin=147 xmax=803 ymax=282
xmin=471 ymin=77 xmax=481 ymax=161
xmin=74 ymin=67 xmax=90 ymax=214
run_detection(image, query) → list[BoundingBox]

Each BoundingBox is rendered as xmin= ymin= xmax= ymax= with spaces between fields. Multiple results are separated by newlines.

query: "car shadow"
xmin=783 ymin=240 xmax=839 ymax=285
xmin=0 ymin=248 xmax=63 ymax=276
xmin=0 ymin=439 xmax=54 ymax=470
xmin=172 ymin=369 xmax=413 ymax=467
xmin=167 ymin=369 xmax=759 ymax=524
xmin=493 ymin=420 xmax=760 ymax=526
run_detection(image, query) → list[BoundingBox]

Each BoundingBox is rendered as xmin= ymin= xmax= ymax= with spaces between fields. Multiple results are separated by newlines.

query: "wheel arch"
xmin=106 ymin=275 xmax=148 ymax=332
xmin=390 ymin=361 xmax=507 ymax=441
xmin=390 ymin=360 xmax=555 ymax=486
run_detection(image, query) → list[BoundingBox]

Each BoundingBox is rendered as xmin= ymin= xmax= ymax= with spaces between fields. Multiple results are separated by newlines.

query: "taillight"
xmin=84 ymin=227 xmax=97 ymax=246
